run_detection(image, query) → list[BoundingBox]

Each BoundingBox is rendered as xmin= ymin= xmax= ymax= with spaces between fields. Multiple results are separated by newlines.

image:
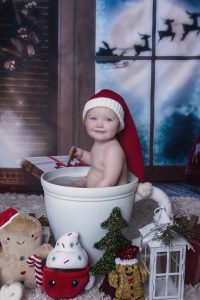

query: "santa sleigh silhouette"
xmin=96 ymin=41 xmax=128 ymax=69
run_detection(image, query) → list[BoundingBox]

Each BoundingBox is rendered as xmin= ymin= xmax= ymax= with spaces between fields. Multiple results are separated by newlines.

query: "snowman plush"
xmin=43 ymin=232 xmax=95 ymax=299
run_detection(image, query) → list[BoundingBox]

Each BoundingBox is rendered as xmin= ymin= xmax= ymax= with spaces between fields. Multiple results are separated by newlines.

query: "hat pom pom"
xmin=137 ymin=182 xmax=152 ymax=198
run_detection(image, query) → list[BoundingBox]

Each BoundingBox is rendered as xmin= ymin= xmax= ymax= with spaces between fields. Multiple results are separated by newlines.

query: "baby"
xmin=70 ymin=89 xmax=146 ymax=189
xmin=74 ymin=105 xmax=128 ymax=187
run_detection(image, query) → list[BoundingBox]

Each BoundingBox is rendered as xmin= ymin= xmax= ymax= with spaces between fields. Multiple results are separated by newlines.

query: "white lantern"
xmin=139 ymin=223 xmax=188 ymax=300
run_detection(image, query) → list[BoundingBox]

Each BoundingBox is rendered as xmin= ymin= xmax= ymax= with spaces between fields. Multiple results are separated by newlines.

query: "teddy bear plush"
xmin=108 ymin=245 xmax=148 ymax=300
xmin=0 ymin=208 xmax=53 ymax=288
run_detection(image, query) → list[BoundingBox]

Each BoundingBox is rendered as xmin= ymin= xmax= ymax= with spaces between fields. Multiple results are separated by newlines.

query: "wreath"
xmin=0 ymin=0 xmax=43 ymax=72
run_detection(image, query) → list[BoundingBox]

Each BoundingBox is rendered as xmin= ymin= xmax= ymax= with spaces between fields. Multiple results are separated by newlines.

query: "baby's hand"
xmin=67 ymin=146 xmax=76 ymax=165
xmin=71 ymin=146 xmax=84 ymax=161
xmin=69 ymin=146 xmax=90 ymax=165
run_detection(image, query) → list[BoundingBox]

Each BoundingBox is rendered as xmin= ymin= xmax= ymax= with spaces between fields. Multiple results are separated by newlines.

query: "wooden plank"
xmin=0 ymin=72 xmax=49 ymax=77
xmin=0 ymin=91 xmax=48 ymax=97
xmin=0 ymin=77 xmax=49 ymax=83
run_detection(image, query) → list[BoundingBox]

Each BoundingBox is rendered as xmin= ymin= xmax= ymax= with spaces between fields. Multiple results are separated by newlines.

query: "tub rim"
xmin=41 ymin=166 xmax=138 ymax=199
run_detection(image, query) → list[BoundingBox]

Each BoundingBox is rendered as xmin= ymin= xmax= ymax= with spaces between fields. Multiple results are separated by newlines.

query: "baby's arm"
xmin=72 ymin=146 xmax=91 ymax=165
xmin=94 ymin=146 xmax=124 ymax=187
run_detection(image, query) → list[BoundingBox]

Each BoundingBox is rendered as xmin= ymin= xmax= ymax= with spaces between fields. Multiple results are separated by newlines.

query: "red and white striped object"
xmin=27 ymin=255 xmax=43 ymax=285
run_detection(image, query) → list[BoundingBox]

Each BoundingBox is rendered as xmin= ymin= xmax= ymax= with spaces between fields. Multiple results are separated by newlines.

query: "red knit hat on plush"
xmin=82 ymin=89 xmax=144 ymax=183
xmin=0 ymin=208 xmax=19 ymax=230
xmin=115 ymin=245 xmax=140 ymax=265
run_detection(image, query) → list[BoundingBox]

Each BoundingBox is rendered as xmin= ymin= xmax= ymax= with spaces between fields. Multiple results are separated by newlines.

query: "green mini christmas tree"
xmin=90 ymin=207 xmax=131 ymax=275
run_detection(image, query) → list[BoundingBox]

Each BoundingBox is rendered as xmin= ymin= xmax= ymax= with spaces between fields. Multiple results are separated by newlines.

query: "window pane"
xmin=95 ymin=60 xmax=151 ymax=164
xmin=140 ymin=245 xmax=150 ymax=271
xmin=167 ymin=275 xmax=179 ymax=296
xmin=155 ymin=276 xmax=166 ymax=297
xmin=96 ymin=0 xmax=152 ymax=57
xmin=154 ymin=60 xmax=200 ymax=165
xmin=169 ymin=251 xmax=180 ymax=273
xmin=156 ymin=0 xmax=200 ymax=56
xmin=156 ymin=251 xmax=167 ymax=273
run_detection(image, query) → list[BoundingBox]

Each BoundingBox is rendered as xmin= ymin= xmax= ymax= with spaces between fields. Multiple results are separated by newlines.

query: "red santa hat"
xmin=115 ymin=245 xmax=139 ymax=265
xmin=0 ymin=208 xmax=19 ymax=230
xmin=82 ymin=89 xmax=144 ymax=183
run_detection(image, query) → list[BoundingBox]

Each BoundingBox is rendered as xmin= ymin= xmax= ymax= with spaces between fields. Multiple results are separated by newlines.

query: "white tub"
xmin=41 ymin=167 xmax=172 ymax=264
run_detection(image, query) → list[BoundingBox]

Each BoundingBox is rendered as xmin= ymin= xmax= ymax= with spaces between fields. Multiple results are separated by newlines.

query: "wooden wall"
xmin=57 ymin=0 xmax=95 ymax=154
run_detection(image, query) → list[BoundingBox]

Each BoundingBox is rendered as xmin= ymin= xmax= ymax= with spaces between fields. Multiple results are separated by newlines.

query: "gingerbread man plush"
xmin=0 ymin=208 xmax=53 ymax=288
xmin=108 ymin=245 xmax=148 ymax=300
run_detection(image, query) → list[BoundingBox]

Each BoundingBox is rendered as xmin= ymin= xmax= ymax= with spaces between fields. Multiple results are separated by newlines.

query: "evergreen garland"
xmin=0 ymin=0 xmax=43 ymax=72
xmin=153 ymin=215 xmax=199 ymax=246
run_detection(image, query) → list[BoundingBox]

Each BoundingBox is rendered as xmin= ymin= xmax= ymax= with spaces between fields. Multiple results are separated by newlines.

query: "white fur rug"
xmin=0 ymin=193 xmax=200 ymax=300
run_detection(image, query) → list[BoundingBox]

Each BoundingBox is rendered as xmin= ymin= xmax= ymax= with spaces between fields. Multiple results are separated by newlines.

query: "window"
xmin=95 ymin=0 xmax=200 ymax=180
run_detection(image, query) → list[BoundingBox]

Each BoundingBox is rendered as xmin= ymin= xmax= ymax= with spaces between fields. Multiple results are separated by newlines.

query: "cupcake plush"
xmin=43 ymin=232 xmax=95 ymax=299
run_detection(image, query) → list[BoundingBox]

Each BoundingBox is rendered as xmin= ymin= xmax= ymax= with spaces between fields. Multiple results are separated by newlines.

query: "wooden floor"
xmin=153 ymin=182 xmax=200 ymax=197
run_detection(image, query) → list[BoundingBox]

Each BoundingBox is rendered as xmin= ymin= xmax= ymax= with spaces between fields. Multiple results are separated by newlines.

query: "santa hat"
xmin=82 ymin=89 xmax=144 ymax=182
xmin=115 ymin=245 xmax=139 ymax=265
xmin=83 ymin=94 xmax=124 ymax=131
xmin=0 ymin=208 xmax=19 ymax=230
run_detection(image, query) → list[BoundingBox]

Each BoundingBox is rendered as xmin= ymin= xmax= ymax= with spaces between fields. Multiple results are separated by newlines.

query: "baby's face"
xmin=85 ymin=107 xmax=120 ymax=141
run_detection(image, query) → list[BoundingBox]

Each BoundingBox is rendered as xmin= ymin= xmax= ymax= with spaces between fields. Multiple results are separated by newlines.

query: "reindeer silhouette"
xmin=134 ymin=33 xmax=151 ymax=56
xmin=158 ymin=19 xmax=175 ymax=41
xmin=181 ymin=11 xmax=200 ymax=40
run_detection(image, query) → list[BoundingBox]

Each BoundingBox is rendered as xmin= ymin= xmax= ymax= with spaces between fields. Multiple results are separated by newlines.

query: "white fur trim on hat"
xmin=82 ymin=97 xmax=125 ymax=131
xmin=115 ymin=258 xmax=138 ymax=265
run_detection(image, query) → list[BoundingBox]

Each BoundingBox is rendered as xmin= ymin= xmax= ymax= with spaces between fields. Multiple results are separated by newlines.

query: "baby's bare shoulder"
xmin=106 ymin=140 xmax=124 ymax=156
